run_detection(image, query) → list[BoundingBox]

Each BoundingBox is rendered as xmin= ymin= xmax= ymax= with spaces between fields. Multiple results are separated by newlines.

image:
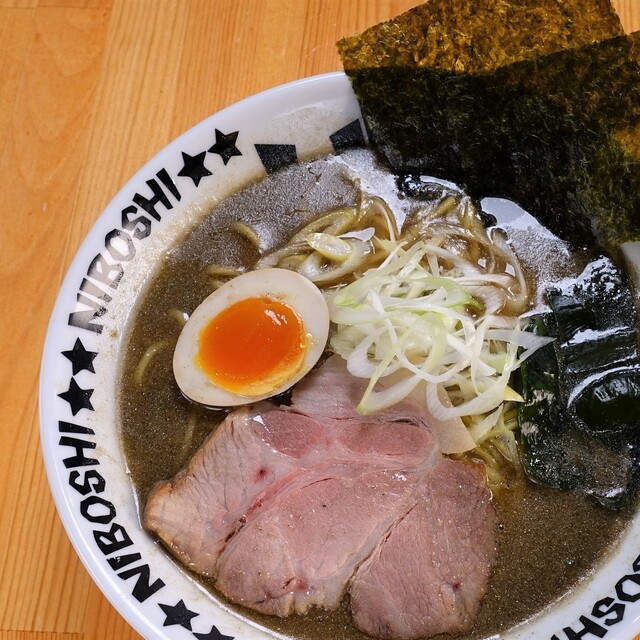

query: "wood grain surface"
xmin=1 ymin=1 xmax=639 ymax=639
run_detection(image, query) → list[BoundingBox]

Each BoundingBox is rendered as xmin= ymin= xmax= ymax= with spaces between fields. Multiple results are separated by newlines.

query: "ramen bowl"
xmin=39 ymin=72 xmax=640 ymax=640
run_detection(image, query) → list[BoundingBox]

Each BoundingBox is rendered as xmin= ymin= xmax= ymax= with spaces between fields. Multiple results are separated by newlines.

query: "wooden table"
xmin=1 ymin=1 xmax=639 ymax=638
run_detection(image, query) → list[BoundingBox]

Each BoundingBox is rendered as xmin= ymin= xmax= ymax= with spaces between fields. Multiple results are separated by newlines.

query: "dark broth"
xmin=118 ymin=151 xmax=634 ymax=640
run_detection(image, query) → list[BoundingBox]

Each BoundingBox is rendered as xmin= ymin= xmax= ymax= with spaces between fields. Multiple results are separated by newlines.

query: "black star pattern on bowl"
xmin=159 ymin=598 xmax=199 ymax=630
xmin=208 ymin=129 xmax=242 ymax=165
xmin=57 ymin=378 xmax=94 ymax=415
xmin=62 ymin=338 xmax=97 ymax=375
xmin=178 ymin=151 xmax=213 ymax=187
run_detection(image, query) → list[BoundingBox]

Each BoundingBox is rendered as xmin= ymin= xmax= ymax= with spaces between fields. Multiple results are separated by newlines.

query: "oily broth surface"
xmin=118 ymin=151 xmax=633 ymax=640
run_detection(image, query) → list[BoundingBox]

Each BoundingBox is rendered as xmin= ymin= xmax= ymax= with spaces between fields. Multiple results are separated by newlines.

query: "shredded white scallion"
xmin=328 ymin=239 xmax=553 ymax=449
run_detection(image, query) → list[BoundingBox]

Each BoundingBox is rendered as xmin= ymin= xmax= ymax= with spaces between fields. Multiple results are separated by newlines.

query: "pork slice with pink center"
xmin=143 ymin=406 xmax=325 ymax=575
xmin=142 ymin=356 xmax=496 ymax=639
xmin=349 ymin=459 xmax=497 ymax=640
xmin=215 ymin=465 xmax=425 ymax=616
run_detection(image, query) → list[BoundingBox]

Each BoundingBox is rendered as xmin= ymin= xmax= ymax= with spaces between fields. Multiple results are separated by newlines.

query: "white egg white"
xmin=173 ymin=267 xmax=330 ymax=407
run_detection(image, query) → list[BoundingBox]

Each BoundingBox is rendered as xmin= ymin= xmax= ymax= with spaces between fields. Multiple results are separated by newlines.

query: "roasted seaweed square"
xmin=517 ymin=315 xmax=637 ymax=509
xmin=339 ymin=0 xmax=623 ymax=75
xmin=339 ymin=1 xmax=640 ymax=258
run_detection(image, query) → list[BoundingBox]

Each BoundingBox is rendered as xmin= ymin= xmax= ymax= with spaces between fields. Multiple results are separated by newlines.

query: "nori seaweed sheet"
xmin=517 ymin=314 xmax=638 ymax=510
xmin=517 ymin=258 xmax=640 ymax=509
xmin=339 ymin=0 xmax=623 ymax=74
xmin=338 ymin=1 xmax=640 ymax=258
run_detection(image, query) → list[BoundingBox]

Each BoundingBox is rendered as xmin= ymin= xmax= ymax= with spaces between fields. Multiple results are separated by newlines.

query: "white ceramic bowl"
xmin=39 ymin=72 xmax=640 ymax=640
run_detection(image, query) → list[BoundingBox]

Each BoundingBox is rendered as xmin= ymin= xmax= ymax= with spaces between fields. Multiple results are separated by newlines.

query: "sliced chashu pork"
xmin=350 ymin=459 xmax=496 ymax=639
xmin=143 ymin=389 xmax=436 ymax=576
xmin=289 ymin=355 xmax=476 ymax=453
xmin=143 ymin=356 xmax=495 ymax=639
xmin=216 ymin=465 xmax=427 ymax=615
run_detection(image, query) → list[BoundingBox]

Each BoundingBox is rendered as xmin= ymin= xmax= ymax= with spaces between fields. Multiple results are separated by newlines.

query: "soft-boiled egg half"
xmin=173 ymin=268 xmax=330 ymax=407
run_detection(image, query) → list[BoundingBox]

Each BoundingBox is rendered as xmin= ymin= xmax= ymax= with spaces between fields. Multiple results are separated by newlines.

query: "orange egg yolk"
xmin=196 ymin=296 xmax=306 ymax=396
